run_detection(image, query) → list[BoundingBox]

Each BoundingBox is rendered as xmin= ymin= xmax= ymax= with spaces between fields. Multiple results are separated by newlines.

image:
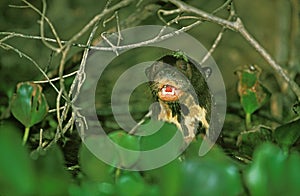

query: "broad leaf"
xmin=0 ymin=125 xmax=36 ymax=195
xmin=108 ymin=130 xmax=140 ymax=168
xmin=236 ymin=65 xmax=270 ymax=115
xmin=11 ymin=82 xmax=48 ymax=128
xmin=245 ymin=143 xmax=300 ymax=196
xmin=274 ymin=118 xmax=300 ymax=149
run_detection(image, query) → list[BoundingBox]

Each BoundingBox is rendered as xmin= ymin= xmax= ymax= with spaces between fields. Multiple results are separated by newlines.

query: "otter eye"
xmin=176 ymin=60 xmax=188 ymax=70
xmin=180 ymin=63 xmax=187 ymax=70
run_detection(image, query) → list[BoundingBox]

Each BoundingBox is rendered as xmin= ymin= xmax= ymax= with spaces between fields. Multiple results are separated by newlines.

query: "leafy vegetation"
xmin=1 ymin=0 xmax=300 ymax=195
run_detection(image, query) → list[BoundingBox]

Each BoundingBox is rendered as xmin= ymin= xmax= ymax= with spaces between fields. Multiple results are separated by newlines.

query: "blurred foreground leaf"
xmin=79 ymin=138 xmax=114 ymax=183
xmin=109 ymin=130 xmax=140 ymax=168
xmin=139 ymin=120 xmax=184 ymax=151
xmin=181 ymin=145 xmax=243 ymax=196
xmin=245 ymin=143 xmax=300 ymax=196
xmin=0 ymin=126 xmax=36 ymax=196
xmin=69 ymin=181 xmax=116 ymax=196
xmin=116 ymin=172 xmax=146 ymax=196
xmin=34 ymin=145 xmax=71 ymax=196
xmin=144 ymin=159 xmax=182 ymax=196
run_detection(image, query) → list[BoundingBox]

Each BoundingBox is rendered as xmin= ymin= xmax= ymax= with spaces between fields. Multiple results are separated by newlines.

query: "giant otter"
xmin=146 ymin=52 xmax=212 ymax=142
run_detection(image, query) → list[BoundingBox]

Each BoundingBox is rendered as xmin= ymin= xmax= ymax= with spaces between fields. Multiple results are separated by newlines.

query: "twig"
xmin=169 ymin=0 xmax=237 ymax=30
xmin=39 ymin=0 xmax=61 ymax=51
xmin=0 ymin=32 xmax=87 ymax=48
xmin=101 ymin=32 xmax=119 ymax=55
xmin=56 ymin=88 xmax=64 ymax=132
xmin=49 ymin=106 xmax=66 ymax=113
xmin=129 ymin=110 xmax=152 ymax=134
xmin=39 ymin=129 xmax=43 ymax=148
xmin=158 ymin=8 xmax=181 ymax=24
xmin=200 ymin=28 xmax=224 ymax=65
xmin=43 ymin=113 xmax=75 ymax=151
xmin=60 ymin=0 xmax=136 ymax=52
xmin=238 ymin=24 xmax=300 ymax=100
xmin=59 ymin=10 xmax=103 ymax=143
xmin=0 ymin=42 xmax=62 ymax=96
xmin=58 ymin=46 xmax=71 ymax=101
xmin=1 ymin=3 xmax=159 ymax=48
xmin=115 ymin=11 xmax=123 ymax=47
xmin=33 ymin=71 xmax=78 ymax=84
xmin=1 ymin=28 xmax=200 ymax=52
xmin=21 ymin=0 xmax=62 ymax=51
xmin=91 ymin=20 xmax=202 ymax=51
xmin=103 ymin=11 xmax=117 ymax=27
xmin=200 ymin=2 xmax=235 ymax=64
xmin=211 ymin=0 xmax=233 ymax=15
xmin=104 ymin=0 xmax=114 ymax=10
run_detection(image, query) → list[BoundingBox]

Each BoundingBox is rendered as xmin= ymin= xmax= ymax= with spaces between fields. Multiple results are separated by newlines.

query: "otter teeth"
xmin=162 ymin=85 xmax=175 ymax=95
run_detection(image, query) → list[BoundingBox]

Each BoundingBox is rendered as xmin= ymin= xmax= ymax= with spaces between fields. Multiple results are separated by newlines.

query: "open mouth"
xmin=158 ymin=84 xmax=181 ymax=102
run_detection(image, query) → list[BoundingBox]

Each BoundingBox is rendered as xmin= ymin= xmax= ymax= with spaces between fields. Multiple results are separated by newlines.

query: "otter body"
xmin=146 ymin=53 xmax=211 ymax=142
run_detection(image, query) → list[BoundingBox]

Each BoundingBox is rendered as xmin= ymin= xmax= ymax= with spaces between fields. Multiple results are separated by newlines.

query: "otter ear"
xmin=146 ymin=61 xmax=165 ymax=80
xmin=145 ymin=66 xmax=152 ymax=79
xmin=202 ymin=67 xmax=212 ymax=79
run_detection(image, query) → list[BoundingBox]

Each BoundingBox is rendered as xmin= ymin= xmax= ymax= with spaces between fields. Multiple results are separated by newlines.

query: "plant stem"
xmin=245 ymin=113 xmax=251 ymax=130
xmin=22 ymin=127 xmax=30 ymax=145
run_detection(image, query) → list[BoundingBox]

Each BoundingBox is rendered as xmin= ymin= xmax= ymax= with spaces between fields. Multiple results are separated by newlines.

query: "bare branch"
xmin=21 ymin=0 xmax=63 ymax=51
xmin=33 ymin=71 xmax=78 ymax=84
xmin=0 ymin=42 xmax=62 ymax=96
xmin=200 ymin=2 xmax=235 ymax=64
xmin=60 ymin=0 xmax=137 ymax=52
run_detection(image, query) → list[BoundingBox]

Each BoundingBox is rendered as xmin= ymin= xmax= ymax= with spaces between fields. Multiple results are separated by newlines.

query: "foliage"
xmin=1 ymin=0 xmax=300 ymax=195
xmin=10 ymin=82 xmax=48 ymax=145
xmin=10 ymin=82 xmax=48 ymax=128
xmin=2 ymin=125 xmax=300 ymax=195
xmin=235 ymin=65 xmax=271 ymax=128
xmin=245 ymin=143 xmax=300 ymax=196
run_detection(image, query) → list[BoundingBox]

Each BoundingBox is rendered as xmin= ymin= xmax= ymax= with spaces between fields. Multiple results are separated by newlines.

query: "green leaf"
xmin=139 ymin=121 xmax=181 ymax=150
xmin=172 ymin=51 xmax=188 ymax=62
xmin=98 ymin=182 xmax=116 ymax=196
xmin=273 ymin=118 xmax=300 ymax=149
xmin=245 ymin=143 xmax=300 ymax=196
xmin=241 ymin=71 xmax=258 ymax=87
xmin=144 ymin=159 xmax=182 ymax=196
xmin=0 ymin=125 xmax=36 ymax=196
xmin=180 ymin=148 xmax=243 ymax=196
xmin=241 ymin=90 xmax=259 ymax=114
xmin=115 ymin=171 xmax=159 ymax=196
xmin=236 ymin=65 xmax=271 ymax=115
xmin=108 ymin=130 xmax=140 ymax=168
xmin=34 ymin=145 xmax=71 ymax=196
xmin=11 ymin=82 xmax=48 ymax=128
xmin=79 ymin=138 xmax=114 ymax=183
xmin=116 ymin=172 xmax=146 ymax=196
xmin=69 ymin=182 xmax=116 ymax=196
